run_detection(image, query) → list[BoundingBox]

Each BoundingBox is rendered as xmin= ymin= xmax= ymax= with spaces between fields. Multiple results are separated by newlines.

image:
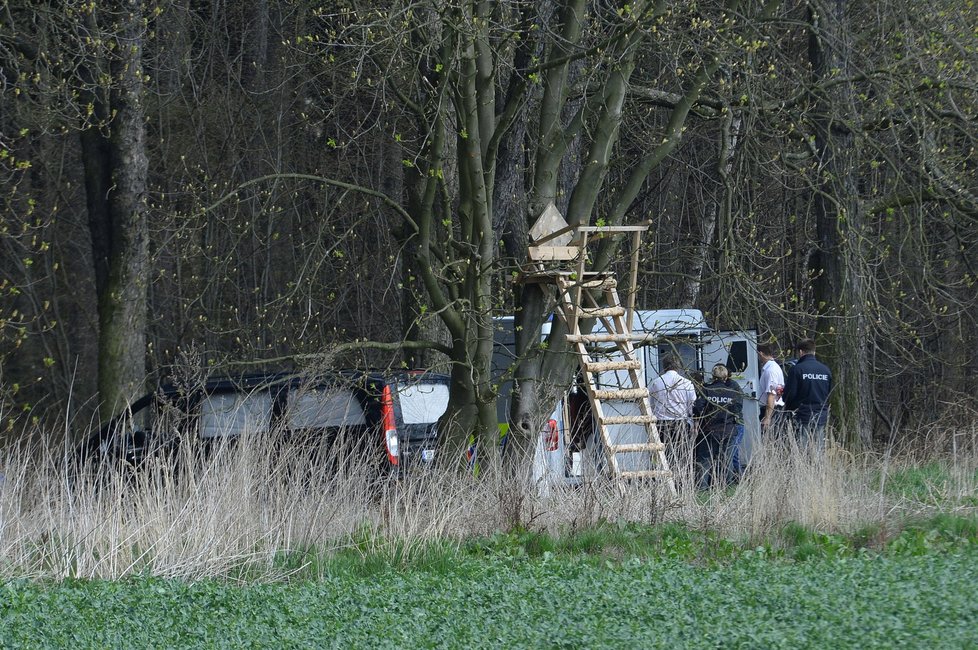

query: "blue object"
xmin=729 ymin=424 xmax=746 ymax=478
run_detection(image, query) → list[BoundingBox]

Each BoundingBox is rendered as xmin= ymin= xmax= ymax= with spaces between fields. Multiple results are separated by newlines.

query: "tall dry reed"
xmin=1 ymin=422 xmax=976 ymax=581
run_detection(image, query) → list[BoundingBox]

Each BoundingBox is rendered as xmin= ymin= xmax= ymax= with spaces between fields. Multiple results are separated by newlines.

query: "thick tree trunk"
xmin=808 ymin=0 xmax=872 ymax=447
xmin=416 ymin=6 xmax=501 ymax=470
xmin=437 ymin=330 xmax=500 ymax=472
xmin=82 ymin=1 xmax=150 ymax=417
xmin=510 ymin=308 xmax=579 ymax=456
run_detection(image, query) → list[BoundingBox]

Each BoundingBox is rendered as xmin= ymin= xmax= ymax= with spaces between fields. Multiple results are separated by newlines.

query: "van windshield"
xmin=397 ymin=383 xmax=449 ymax=424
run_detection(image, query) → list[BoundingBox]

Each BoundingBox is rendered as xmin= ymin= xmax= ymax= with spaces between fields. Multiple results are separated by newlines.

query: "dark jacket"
xmin=783 ymin=354 xmax=832 ymax=425
xmin=693 ymin=379 xmax=744 ymax=437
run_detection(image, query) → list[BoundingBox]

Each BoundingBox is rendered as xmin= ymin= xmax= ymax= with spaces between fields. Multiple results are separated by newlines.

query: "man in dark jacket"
xmin=783 ymin=338 xmax=832 ymax=449
xmin=692 ymin=364 xmax=744 ymax=489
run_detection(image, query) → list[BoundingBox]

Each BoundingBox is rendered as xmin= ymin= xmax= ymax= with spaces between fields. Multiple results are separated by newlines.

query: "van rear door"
xmin=391 ymin=375 xmax=450 ymax=466
xmin=700 ymin=330 xmax=759 ymax=463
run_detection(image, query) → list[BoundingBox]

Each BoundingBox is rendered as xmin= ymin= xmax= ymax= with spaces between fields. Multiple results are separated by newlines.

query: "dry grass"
xmin=1 ymin=423 xmax=976 ymax=581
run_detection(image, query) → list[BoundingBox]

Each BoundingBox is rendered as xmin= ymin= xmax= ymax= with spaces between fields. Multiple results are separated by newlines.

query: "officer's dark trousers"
xmin=695 ymin=432 xmax=730 ymax=490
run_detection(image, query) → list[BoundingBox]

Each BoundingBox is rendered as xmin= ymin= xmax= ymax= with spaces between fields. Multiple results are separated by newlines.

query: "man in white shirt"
xmin=757 ymin=343 xmax=785 ymax=432
xmin=649 ymin=355 xmax=696 ymax=452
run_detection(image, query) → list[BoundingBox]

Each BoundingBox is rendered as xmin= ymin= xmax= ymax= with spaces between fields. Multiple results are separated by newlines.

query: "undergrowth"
xmin=264 ymin=513 xmax=978 ymax=581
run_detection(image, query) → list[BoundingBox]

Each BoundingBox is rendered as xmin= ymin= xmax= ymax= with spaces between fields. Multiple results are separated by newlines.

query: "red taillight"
xmin=543 ymin=419 xmax=559 ymax=451
xmin=382 ymin=385 xmax=399 ymax=466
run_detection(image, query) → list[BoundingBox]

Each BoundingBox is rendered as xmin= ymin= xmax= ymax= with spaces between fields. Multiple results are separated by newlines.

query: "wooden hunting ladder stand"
xmin=519 ymin=204 xmax=676 ymax=494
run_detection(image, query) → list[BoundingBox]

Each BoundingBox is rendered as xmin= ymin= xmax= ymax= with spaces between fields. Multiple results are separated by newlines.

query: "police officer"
xmin=692 ymin=364 xmax=744 ymax=489
xmin=783 ymin=338 xmax=832 ymax=449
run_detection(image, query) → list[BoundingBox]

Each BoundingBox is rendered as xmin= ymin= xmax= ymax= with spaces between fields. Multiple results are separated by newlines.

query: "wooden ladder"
xmin=555 ymin=271 xmax=675 ymax=493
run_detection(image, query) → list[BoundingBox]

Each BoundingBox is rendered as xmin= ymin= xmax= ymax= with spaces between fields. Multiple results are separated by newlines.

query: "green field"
xmin=3 ymin=542 xmax=977 ymax=649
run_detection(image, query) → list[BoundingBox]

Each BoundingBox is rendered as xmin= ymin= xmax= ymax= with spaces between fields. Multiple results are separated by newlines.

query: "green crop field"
xmin=3 ymin=543 xmax=977 ymax=649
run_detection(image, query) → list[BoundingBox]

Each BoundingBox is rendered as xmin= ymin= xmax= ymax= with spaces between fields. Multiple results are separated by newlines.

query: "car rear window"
xmin=397 ymin=382 xmax=449 ymax=424
xmin=199 ymin=391 xmax=274 ymax=438
xmin=285 ymin=387 xmax=367 ymax=428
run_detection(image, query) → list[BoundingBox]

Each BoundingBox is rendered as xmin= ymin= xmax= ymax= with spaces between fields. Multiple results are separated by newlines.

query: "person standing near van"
xmin=783 ymin=338 xmax=832 ymax=449
xmin=693 ymin=364 xmax=745 ymax=489
xmin=757 ymin=343 xmax=785 ymax=433
xmin=649 ymin=355 xmax=696 ymax=456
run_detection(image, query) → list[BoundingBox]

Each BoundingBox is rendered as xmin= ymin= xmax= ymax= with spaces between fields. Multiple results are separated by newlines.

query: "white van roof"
xmin=585 ymin=309 xmax=709 ymax=336
xmin=494 ymin=308 xmax=710 ymax=340
xmin=631 ymin=309 xmax=709 ymax=335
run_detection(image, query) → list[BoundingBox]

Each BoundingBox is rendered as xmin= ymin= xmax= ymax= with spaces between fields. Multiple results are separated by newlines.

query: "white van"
xmin=492 ymin=310 xmax=758 ymax=487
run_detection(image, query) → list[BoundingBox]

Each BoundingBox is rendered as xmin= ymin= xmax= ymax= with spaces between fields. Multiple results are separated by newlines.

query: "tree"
xmin=789 ymin=0 xmax=976 ymax=443
xmin=80 ymin=1 xmax=151 ymax=415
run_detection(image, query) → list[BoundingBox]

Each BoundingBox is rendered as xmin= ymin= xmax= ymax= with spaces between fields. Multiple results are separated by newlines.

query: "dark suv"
xmin=77 ymin=370 xmax=451 ymax=472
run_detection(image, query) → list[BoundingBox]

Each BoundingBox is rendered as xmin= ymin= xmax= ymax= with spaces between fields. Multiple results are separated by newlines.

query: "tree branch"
xmin=201 ymin=173 xmax=420 ymax=235
xmin=224 ymin=338 xmax=454 ymax=367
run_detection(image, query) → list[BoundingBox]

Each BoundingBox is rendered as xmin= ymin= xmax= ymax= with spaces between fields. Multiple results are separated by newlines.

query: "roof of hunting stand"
xmin=519 ymin=203 xmax=650 ymax=284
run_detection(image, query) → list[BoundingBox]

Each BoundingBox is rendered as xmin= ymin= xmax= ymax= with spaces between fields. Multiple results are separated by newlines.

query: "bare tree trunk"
xmin=679 ymin=108 xmax=742 ymax=309
xmin=82 ymin=0 xmax=150 ymax=416
xmin=808 ymin=0 xmax=872 ymax=447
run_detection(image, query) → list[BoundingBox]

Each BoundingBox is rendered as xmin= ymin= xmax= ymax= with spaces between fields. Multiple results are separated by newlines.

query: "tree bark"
xmin=81 ymin=1 xmax=150 ymax=417
xmin=808 ymin=0 xmax=873 ymax=446
xmin=679 ymin=108 xmax=742 ymax=309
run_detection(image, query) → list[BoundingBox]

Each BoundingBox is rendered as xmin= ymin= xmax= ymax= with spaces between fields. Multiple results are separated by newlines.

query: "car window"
xmin=199 ymin=391 xmax=274 ymax=438
xmin=285 ymin=387 xmax=366 ymax=428
xmin=113 ymin=400 xmax=154 ymax=433
xmin=657 ymin=339 xmax=699 ymax=373
xmin=397 ymin=382 xmax=449 ymax=424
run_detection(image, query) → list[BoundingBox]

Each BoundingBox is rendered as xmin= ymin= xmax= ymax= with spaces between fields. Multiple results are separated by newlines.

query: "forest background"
xmin=0 ymin=0 xmax=975 ymax=461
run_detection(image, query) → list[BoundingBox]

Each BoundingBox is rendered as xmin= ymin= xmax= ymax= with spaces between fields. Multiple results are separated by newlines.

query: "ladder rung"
xmin=600 ymin=415 xmax=654 ymax=425
xmin=610 ymin=442 xmax=665 ymax=453
xmin=593 ymin=388 xmax=649 ymax=400
xmin=584 ymin=359 xmax=641 ymax=373
xmin=567 ymin=333 xmax=654 ymax=343
xmin=578 ymin=306 xmax=625 ymax=318
xmin=619 ymin=470 xmax=673 ymax=480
